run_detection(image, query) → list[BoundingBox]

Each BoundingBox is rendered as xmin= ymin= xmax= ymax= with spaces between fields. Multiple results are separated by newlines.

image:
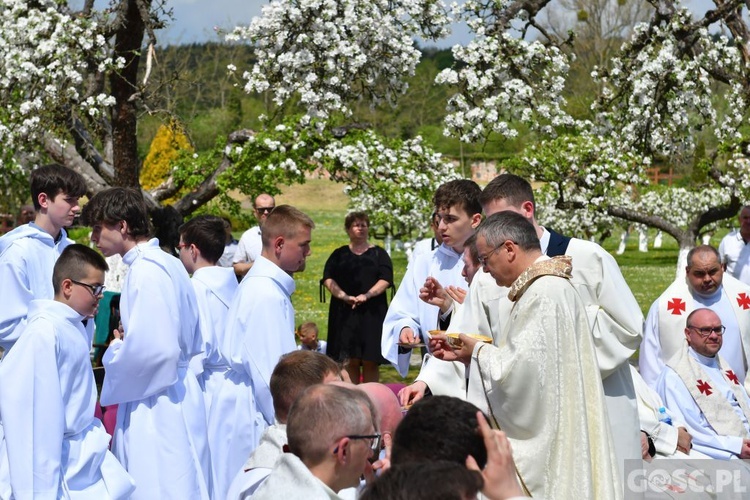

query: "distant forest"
xmin=137 ymin=43 xmax=527 ymax=166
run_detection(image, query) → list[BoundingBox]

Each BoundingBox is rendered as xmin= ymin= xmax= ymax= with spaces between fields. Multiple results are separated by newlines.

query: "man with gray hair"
xmin=252 ymin=384 xmax=379 ymax=499
xmin=432 ymin=211 xmax=619 ymax=499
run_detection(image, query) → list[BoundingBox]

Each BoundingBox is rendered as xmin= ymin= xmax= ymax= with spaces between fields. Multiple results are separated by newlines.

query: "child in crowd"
xmin=0 ymin=244 xmax=134 ymax=499
xmin=296 ymin=321 xmax=327 ymax=354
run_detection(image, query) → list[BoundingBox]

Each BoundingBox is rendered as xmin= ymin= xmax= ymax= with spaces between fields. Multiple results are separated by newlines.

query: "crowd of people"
xmin=2 ymin=163 xmax=750 ymax=499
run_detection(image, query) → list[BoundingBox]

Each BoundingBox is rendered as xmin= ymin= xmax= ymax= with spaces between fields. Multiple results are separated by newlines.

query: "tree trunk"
xmin=109 ymin=0 xmax=148 ymax=188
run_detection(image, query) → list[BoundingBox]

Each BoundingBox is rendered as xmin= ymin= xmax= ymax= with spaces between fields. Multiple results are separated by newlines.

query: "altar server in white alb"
xmin=381 ymin=179 xmax=482 ymax=376
xmin=639 ymin=245 xmax=750 ymax=389
xmin=82 ymin=188 xmax=211 ymax=500
xmin=657 ymin=308 xmax=750 ymax=460
xmin=177 ymin=215 xmax=239 ymax=495
xmin=215 ymin=205 xmax=314 ymax=500
xmin=0 ymin=244 xmax=134 ymax=499
xmin=0 ymin=164 xmax=86 ymax=352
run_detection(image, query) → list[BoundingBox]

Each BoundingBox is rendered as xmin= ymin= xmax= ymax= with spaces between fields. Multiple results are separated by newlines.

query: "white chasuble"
xmin=467 ymin=256 xmax=620 ymax=499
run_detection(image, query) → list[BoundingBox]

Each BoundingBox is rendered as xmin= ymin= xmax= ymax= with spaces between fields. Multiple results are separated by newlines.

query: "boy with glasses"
xmin=0 ymin=244 xmax=134 ymax=499
xmin=233 ymin=193 xmax=276 ymax=279
xmin=0 ymin=164 xmax=86 ymax=353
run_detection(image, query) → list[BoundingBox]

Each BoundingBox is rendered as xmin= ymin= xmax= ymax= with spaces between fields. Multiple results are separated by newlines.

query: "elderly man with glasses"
xmin=233 ymin=193 xmax=276 ymax=279
xmin=640 ymin=245 xmax=750 ymax=391
xmin=656 ymin=308 xmax=750 ymax=460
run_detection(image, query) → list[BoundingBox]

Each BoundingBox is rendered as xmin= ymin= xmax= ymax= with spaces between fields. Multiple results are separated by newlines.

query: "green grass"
xmin=235 ymin=179 xmax=725 ymax=384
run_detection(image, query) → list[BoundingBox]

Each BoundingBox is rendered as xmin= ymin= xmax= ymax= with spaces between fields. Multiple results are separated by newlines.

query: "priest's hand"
xmin=399 ymin=327 xmax=417 ymax=344
xmin=398 ymin=381 xmax=427 ymax=406
xmin=740 ymin=439 xmax=750 ymax=459
xmin=676 ymin=427 xmax=692 ymax=455
xmin=419 ymin=276 xmax=453 ymax=314
xmin=429 ymin=333 xmax=473 ymax=365
xmin=445 ymin=285 xmax=467 ymax=305
xmin=467 ymin=411 xmax=524 ymax=500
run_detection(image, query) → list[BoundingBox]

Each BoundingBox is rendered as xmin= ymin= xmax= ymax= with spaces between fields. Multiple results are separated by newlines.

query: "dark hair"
xmin=30 ymin=164 xmax=86 ymax=210
xmin=53 ymin=244 xmax=109 ymax=295
xmin=686 ymin=245 xmax=721 ymax=268
xmin=391 ymin=396 xmax=487 ymax=468
xmin=344 ymin=211 xmax=369 ymax=230
xmin=260 ymin=205 xmax=315 ymax=248
xmin=464 ymin=232 xmax=479 ymax=265
xmin=81 ymin=187 xmax=151 ymax=239
xmin=270 ymin=350 xmax=340 ymax=423
xmin=479 ymin=173 xmax=535 ymax=210
xmin=179 ymin=215 xmax=226 ymax=264
xmin=433 ymin=179 xmax=482 ymax=217
xmin=476 ymin=211 xmax=540 ymax=252
xmin=359 ymin=461 xmax=483 ymax=500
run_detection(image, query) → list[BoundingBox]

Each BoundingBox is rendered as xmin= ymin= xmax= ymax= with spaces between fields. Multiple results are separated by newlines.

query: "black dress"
xmin=323 ymin=245 xmax=393 ymax=363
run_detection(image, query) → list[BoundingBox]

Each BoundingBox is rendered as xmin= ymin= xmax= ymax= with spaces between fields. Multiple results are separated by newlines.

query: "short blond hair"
xmin=260 ymin=205 xmax=315 ymax=248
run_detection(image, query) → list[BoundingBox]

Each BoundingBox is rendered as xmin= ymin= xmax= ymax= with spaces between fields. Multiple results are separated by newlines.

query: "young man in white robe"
xmin=431 ymin=211 xmax=620 ymax=499
xmin=226 ymin=351 xmax=342 ymax=500
xmin=0 ymin=164 xmax=86 ymax=352
xmin=214 ymin=205 xmax=314 ymax=499
xmin=400 ymin=174 xmax=643 ymax=478
xmin=177 ymin=215 xmax=239 ymax=495
xmin=252 ymin=384 xmax=379 ymax=500
xmin=640 ymin=245 xmax=750 ymax=391
xmin=81 ymin=188 xmax=211 ymax=500
xmin=381 ymin=179 xmax=482 ymax=376
xmin=657 ymin=308 xmax=750 ymax=461
xmin=0 ymin=244 xmax=134 ymax=499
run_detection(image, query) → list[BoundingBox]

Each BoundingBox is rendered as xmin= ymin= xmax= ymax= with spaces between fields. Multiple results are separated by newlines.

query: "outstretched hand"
xmin=419 ymin=276 xmax=453 ymax=314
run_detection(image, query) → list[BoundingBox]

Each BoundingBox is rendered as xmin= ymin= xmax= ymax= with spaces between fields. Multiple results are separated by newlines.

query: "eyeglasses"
xmin=687 ymin=325 xmax=726 ymax=337
xmin=478 ymin=245 xmax=503 ymax=267
xmin=177 ymin=243 xmax=189 ymax=251
xmin=255 ymin=206 xmax=275 ymax=214
xmin=70 ymin=279 xmax=106 ymax=297
xmin=346 ymin=433 xmax=382 ymax=454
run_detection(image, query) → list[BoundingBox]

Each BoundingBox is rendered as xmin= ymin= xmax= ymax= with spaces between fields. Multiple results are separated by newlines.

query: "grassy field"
xmin=233 ymin=178 xmax=717 ymax=385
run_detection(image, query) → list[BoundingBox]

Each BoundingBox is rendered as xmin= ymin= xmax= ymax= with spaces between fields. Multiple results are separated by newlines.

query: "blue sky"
xmin=141 ymin=0 xmax=716 ymax=48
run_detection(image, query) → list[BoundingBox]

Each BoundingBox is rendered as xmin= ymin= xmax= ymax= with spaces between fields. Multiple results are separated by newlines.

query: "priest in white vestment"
xmin=640 ymin=245 xmax=750 ymax=391
xmin=431 ymin=211 xmax=620 ymax=499
xmin=406 ymin=174 xmax=642 ymax=476
xmin=381 ymin=180 xmax=482 ymax=376
xmin=657 ymin=308 xmax=750 ymax=460
xmin=215 ymin=205 xmax=315 ymax=499
xmin=82 ymin=188 xmax=211 ymax=500
xmin=0 ymin=245 xmax=134 ymax=499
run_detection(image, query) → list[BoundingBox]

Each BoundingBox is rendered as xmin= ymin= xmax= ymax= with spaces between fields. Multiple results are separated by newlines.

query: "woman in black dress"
xmin=323 ymin=212 xmax=393 ymax=383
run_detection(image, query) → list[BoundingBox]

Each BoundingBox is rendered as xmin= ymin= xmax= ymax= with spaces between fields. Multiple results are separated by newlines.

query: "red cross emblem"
xmin=726 ymin=370 xmax=740 ymax=385
xmin=737 ymin=293 xmax=750 ymax=310
xmin=667 ymin=298 xmax=686 ymax=315
xmin=697 ymin=379 xmax=713 ymax=395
